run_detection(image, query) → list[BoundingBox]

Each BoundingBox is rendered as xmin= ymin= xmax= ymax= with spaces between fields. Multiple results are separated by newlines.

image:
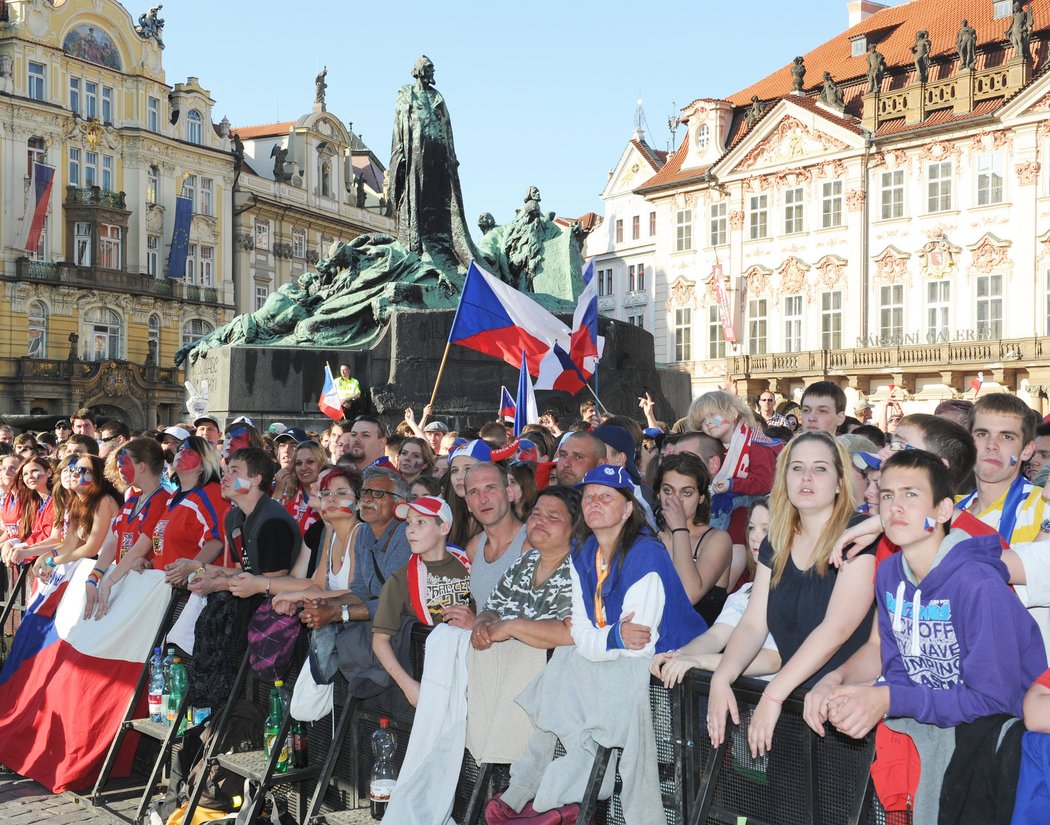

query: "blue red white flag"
xmin=318 ymin=363 xmax=343 ymax=421
xmin=166 ymin=195 xmax=193 ymax=279
xmin=534 ymin=340 xmax=589 ymax=396
xmin=569 ymin=258 xmax=604 ymax=377
xmin=448 ymin=261 xmax=570 ymax=375
xmin=514 ymin=351 xmax=538 ymax=437
xmin=0 ymin=561 xmax=169 ymax=792
xmin=499 ymin=386 xmax=516 ymax=420
xmin=24 ymin=162 xmax=55 ymax=254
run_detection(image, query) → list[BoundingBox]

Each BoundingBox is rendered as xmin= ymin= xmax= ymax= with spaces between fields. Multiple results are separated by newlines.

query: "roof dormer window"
xmin=850 ymin=35 xmax=867 ymax=57
xmin=993 ymin=0 xmax=1012 ymax=19
xmin=695 ymin=123 xmax=710 ymax=151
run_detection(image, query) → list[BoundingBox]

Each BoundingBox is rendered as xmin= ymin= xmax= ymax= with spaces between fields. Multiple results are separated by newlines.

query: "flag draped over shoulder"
xmin=0 ymin=560 xmax=170 ymax=792
xmin=166 ymin=195 xmax=193 ymax=279
xmin=24 ymin=162 xmax=55 ymax=254
xmin=318 ymin=364 xmax=343 ymax=421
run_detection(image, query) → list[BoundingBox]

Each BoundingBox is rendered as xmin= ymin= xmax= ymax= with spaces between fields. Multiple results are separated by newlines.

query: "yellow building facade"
xmin=0 ymin=0 xmax=233 ymax=427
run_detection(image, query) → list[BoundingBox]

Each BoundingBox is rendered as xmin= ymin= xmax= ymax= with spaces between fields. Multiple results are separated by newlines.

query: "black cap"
xmin=274 ymin=426 xmax=310 ymax=444
xmin=55 ymin=419 xmax=71 ymax=429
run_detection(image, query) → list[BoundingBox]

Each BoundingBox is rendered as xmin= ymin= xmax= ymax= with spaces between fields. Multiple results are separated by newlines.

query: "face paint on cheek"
xmin=338 ymin=499 xmax=356 ymax=514
xmin=231 ymin=476 xmax=253 ymax=494
xmin=117 ymin=451 xmax=136 ymax=485
xmin=924 ymin=516 xmax=937 ymax=533
xmin=173 ymin=449 xmax=202 ymax=472
xmin=1009 ymin=454 xmax=1018 ymax=466
xmin=709 ymin=415 xmax=724 ymax=429
xmin=77 ymin=471 xmax=93 ymax=487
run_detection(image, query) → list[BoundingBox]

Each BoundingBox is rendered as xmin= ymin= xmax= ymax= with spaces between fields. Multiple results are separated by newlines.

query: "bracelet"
xmin=87 ymin=578 xmax=99 ymax=588
xmin=671 ymin=528 xmax=690 ymax=535
xmin=195 ymin=565 xmax=206 ymax=576
xmin=762 ymin=692 xmax=784 ymax=705
xmin=44 ymin=555 xmax=56 ymax=568
xmin=265 ymin=579 xmax=271 ymax=597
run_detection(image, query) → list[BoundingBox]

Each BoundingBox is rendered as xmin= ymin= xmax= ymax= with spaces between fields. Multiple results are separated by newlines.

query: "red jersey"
xmin=152 ymin=482 xmax=229 ymax=565
xmin=283 ymin=489 xmax=319 ymax=536
xmin=27 ymin=496 xmax=55 ymax=546
xmin=0 ymin=491 xmax=19 ymax=540
xmin=111 ymin=486 xmax=167 ymax=561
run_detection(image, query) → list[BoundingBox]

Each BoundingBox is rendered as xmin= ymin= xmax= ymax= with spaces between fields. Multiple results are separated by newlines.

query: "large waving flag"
xmin=448 ymin=262 xmax=570 ymax=374
xmin=24 ymin=162 xmax=55 ymax=254
xmin=0 ymin=560 xmax=170 ymax=792
xmin=318 ymin=363 xmax=343 ymax=421
xmin=499 ymin=386 xmax=516 ymax=420
xmin=514 ymin=351 xmax=538 ymax=437
xmin=569 ymin=258 xmax=604 ymax=377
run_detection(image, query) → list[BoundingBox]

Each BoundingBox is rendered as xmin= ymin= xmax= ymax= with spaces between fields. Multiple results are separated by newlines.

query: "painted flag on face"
xmin=318 ymin=364 xmax=343 ymax=421
xmin=499 ymin=386 xmax=516 ymax=420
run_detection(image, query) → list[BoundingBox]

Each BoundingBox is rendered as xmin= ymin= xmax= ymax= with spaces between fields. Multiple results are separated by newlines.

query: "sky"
xmin=159 ymin=0 xmax=903 ymax=223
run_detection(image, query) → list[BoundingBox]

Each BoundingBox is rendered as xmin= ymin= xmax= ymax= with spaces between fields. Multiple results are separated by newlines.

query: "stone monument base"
xmin=189 ymin=308 xmax=690 ymax=430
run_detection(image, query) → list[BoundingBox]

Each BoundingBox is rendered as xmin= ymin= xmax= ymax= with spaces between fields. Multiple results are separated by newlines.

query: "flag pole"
xmin=428 ymin=340 xmax=453 ymax=409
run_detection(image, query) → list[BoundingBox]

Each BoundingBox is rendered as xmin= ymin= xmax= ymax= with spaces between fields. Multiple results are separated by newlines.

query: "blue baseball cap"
xmin=852 ymin=451 xmax=882 ymax=472
xmin=450 ymin=438 xmax=518 ymax=463
xmin=578 ymin=464 xmax=635 ymax=491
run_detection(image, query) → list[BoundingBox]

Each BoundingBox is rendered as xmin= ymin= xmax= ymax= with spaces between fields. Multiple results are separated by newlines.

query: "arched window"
xmin=27 ymin=301 xmax=47 ymax=359
xmin=187 ymin=110 xmax=203 ymax=145
xmin=695 ymin=123 xmax=710 ymax=151
xmin=181 ymin=318 xmax=214 ymax=348
xmin=148 ymin=313 xmax=161 ymax=364
xmin=84 ymin=307 xmax=122 ymax=361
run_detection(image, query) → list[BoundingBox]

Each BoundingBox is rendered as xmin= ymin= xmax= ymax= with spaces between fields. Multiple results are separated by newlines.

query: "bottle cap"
xmin=379 ymin=717 xmax=389 ymax=728
xmin=173 ymin=656 xmax=181 ymax=662
xmin=275 ymin=679 xmax=284 ymax=687
xmin=154 ymin=646 xmax=161 ymax=654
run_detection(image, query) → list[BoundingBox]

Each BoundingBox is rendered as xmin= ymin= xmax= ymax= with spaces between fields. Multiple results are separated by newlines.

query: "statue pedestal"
xmin=189 ymin=308 xmax=690 ymax=430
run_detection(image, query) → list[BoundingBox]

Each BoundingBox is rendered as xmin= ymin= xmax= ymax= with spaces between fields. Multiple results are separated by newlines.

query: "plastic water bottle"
xmin=167 ymin=657 xmax=188 ymax=734
xmin=264 ymin=681 xmax=289 ymax=774
xmin=161 ymin=647 xmax=176 ymax=720
xmin=147 ymin=647 xmax=166 ymax=723
xmin=370 ymin=717 xmax=397 ymax=819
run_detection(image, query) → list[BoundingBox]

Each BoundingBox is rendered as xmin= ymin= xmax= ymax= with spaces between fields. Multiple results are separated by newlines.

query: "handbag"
xmin=485 ymin=793 xmax=584 ymax=824
xmin=290 ymin=659 xmax=333 ymax=721
xmin=246 ymin=599 xmax=301 ymax=682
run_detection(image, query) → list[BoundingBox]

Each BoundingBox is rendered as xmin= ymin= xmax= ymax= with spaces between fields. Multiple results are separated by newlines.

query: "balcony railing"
xmin=65 ymin=186 xmax=127 ymax=210
xmin=11 ymin=259 xmax=228 ymax=305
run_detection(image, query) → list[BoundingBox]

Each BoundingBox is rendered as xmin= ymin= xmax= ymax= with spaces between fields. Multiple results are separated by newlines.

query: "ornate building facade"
xmin=623 ymin=0 xmax=1050 ymax=414
xmin=0 ymin=0 xmax=233 ymax=427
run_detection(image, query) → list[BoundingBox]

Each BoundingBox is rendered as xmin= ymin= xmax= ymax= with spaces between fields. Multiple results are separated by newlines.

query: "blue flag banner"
xmin=166 ymin=196 xmax=193 ymax=279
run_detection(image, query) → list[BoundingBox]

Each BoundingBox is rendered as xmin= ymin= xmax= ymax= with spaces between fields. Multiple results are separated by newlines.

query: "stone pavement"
xmin=0 ymin=772 xmax=113 ymax=824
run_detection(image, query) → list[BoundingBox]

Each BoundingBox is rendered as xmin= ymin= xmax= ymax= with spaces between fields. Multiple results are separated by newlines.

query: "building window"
xmin=146 ymin=235 xmax=160 ymax=276
xmin=784 ymin=187 xmax=804 ymax=234
xmin=629 ymin=314 xmax=644 ymax=329
xmin=851 ymin=36 xmax=867 ymax=57
xmin=69 ymin=147 xmax=81 ymax=187
xmin=182 ymin=173 xmax=196 ymax=206
xmin=28 ymin=216 xmax=48 ymax=262
xmin=255 ymin=220 xmax=270 ymax=251
xmin=631 ymin=215 xmax=640 ymax=240
xmin=318 ymin=146 xmax=334 ymax=197
xmin=148 ymin=96 xmax=159 ymax=132
xmin=927 ymin=160 xmax=953 ymax=213
xmin=200 ymin=177 xmax=213 ymax=216
xmin=748 ymin=298 xmax=767 ymax=354
xmin=74 ymin=222 xmax=92 ymax=266
xmin=181 ymin=319 xmax=215 ymax=348
xmin=596 ymin=268 xmax=606 ymax=297
xmin=976 ymin=152 xmax=1004 ymax=206
xmin=85 ymin=150 xmax=98 ymax=187
xmin=187 ymin=110 xmax=203 ymax=145
xmin=26 ymin=136 xmax=46 ymax=177
xmin=880 ymin=169 xmax=905 ymax=220
xmin=604 ymin=269 xmax=613 ymax=296
xmin=85 ymin=81 xmax=97 ymax=119
xmin=821 ymin=291 xmax=842 ymax=350
xmin=199 ymin=245 xmax=214 ymax=287
xmin=675 ymin=209 xmax=692 ymax=252
xmin=185 ymin=244 xmax=197 ymax=282
xmin=101 ymin=86 xmax=113 ymax=124
xmin=27 ymin=302 xmax=47 ymax=359
xmin=708 ymin=305 xmax=725 ymax=360
xmin=822 ymin=180 xmax=843 ymax=228
xmin=994 ymin=0 xmax=1012 ymax=18
xmin=879 ymin=284 xmax=904 ymax=343
xmin=101 ymin=155 xmax=114 ymax=191
xmin=695 ymin=123 xmax=710 ymax=150
xmin=255 ymin=285 xmax=269 ymax=311
xmin=84 ymin=308 xmax=122 ymax=361
xmin=292 ymin=229 xmax=306 ymax=259
xmin=69 ymin=77 xmax=81 ymax=115
xmin=749 ymin=194 xmax=768 ymax=240
xmin=922 ymin=279 xmax=950 ymax=338
xmin=628 ymin=265 xmax=636 ymax=293
xmin=976 ymin=274 xmax=1003 ymax=338
xmin=148 ymin=314 xmax=160 ymax=362
xmin=636 ymin=263 xmax=645 ymax=292
xmin=27 ymin=62 xmax=45 ymax=101
xmin=99 ymin=224 xmax=121 ymax=270
xmin=674 ymin=308 xmax=692 ymax=361
xmin=709 ymin=202 xmax=727 ymax=247
xmin=783 ymin=295 xmax=802 ymax=352
xmin=649 ymin=211 xmax=656 ymax=236
xmin=615 ymin=219 xmax=623 ymax=244
xmin=147 ymin=165 xmax=159 ymax=205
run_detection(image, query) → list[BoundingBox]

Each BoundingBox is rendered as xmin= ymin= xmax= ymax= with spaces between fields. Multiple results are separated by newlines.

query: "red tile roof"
xmin=555 ymin=212 xmax=602 ymax=232
xmin=635 ymin=140 xmax=708 ymax=194
xmin=231 ymin=121 xmax=295 ymax=140
xmin=729 ymin=0 xmax=1050 ymax=104
xmin=631 ymin=139 xmax=668 ymax=172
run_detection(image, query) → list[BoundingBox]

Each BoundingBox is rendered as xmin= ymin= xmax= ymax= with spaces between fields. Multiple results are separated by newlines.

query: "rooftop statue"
xmin=866 ymin=44 xmax=886 ymax=92
xmin=957 ymin=20 xmax=977 ymax=71
xmin=790 ymin=56 xmax=806 ymax=92
xmin=175 ymin=56 xmax=583 ymax=367
xmin=1006 ymin=2 xmax=1034 ymax=61
xmin=913 ymin=30 xmax=932 ymax=84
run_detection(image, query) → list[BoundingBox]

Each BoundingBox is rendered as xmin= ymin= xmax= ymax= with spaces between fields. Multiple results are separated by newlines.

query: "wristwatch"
xmin=341 ymin=604 xmax=350 ymax=623
xmin=1041 ymin=516 xmax=1050 ymax=534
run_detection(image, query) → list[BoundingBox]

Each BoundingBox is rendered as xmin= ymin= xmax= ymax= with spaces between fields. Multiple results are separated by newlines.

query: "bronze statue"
xmin=270 ymin=145 xmax=288 ymax=181
xmin=957 ymin=19 xmax=977 ymax=71
xmin=790 ymin=56 xmax=806 ymax=92
xmin=355 ymin=174 xmax=367 ymax=208
xmin=1006 ymin=2 xmax=1034 ymax=61
xmin=315 ymin=66 xmax=328 ymax=108
xmin=819 ymin=71 xmax=844 ymax=108
xmin=744 ymin=95 xmax=766 ymax=126
xmin=866 ymin=44 xmax=886 ymax=92
xmin=389 ymin=55 xmax=480 ymax=272
xmin=478 ymin=212 xmax=496 ymax=235
xmin=136 ymin=4 xmax=164 ymax=44
xmin=913 ymin=30 xmax=932 ymax=84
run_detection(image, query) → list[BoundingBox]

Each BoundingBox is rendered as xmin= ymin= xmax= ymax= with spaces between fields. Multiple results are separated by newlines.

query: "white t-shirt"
xmin=714 ymin=583 xmax=778 ymax=652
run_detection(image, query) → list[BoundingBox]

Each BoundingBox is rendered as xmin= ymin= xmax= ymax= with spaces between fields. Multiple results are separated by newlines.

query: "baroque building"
xmin=0 ymin=0 xmax=233 ymax=427
xmin=621 ymin=0 xmax=1050 ymax=414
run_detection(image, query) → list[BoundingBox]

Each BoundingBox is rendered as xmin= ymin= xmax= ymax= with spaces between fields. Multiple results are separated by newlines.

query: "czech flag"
xmin=499 ymin=386 xmax=516 ymax=420
xmin=24 ymin=162 xmax=55 ymax=254
xmin=0 ymin=560 xmax=170 ymax=792
xmin=448 ymin=262 xmax=570 ymax=375
xmin=318 ymin=363 xmax=343 ymax=421
xmin=514 ymin=351 xmax=538 ymax=437
xmin=569 ymin=258 xmax=604 ymax=377
xmin=534 ymin=340 xmax=589 ymax=396
xmin=971 ymin=371 xmax=984 ymax=396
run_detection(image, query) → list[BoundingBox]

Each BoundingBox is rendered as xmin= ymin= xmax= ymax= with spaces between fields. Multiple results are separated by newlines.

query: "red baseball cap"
xmin=394 ymin=495 xmax=453 ymax=524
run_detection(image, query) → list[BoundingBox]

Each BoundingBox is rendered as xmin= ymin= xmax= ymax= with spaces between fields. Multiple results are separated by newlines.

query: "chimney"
xmin=847 ymin=0 xmax=888 ymax=26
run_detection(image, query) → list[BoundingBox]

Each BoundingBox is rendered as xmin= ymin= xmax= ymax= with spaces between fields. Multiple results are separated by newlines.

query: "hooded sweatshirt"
xmin=877 ymin=527 xmax=1047 ymax=727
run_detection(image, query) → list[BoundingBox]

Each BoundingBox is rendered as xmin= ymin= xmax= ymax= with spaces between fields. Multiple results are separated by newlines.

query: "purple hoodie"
xmin=877 ymin=527 xmax=1047 ymax=727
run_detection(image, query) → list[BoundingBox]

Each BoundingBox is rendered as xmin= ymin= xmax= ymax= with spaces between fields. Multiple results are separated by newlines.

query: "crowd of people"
xmin=1 ymin=378 xmax=1050 ymax=822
